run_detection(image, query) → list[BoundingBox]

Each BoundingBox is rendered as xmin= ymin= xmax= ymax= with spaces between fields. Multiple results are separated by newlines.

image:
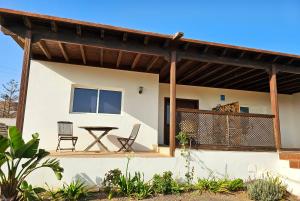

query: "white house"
xmin=1 ymin=8 xmax=300 ymax=195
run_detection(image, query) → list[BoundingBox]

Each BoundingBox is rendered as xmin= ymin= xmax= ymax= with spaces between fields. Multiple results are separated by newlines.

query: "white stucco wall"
xmin=27 ymin=150 xmax=300 ymax=196
xmin=158 ymin=84 xmax=300 ymax=148
xmin=23 ymin=60 xmax=159 ymax=151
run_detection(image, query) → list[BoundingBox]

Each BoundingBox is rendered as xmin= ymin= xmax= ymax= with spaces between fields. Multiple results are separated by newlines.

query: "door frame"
xmin=163 ymin=97 xmax=199 ymax=145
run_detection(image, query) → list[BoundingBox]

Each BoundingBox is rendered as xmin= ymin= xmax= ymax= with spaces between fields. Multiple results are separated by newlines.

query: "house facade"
xmin=1 ymin=8 xmax=300 ymax=195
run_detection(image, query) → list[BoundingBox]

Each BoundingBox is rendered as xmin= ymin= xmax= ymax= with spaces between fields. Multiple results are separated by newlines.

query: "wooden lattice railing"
xmin=176 ymin=108 xmax=276 ymax=151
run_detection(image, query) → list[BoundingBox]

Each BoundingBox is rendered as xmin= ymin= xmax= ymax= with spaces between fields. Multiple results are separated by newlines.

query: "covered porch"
xmin=1 ymin=8 xmax=300 ymax=156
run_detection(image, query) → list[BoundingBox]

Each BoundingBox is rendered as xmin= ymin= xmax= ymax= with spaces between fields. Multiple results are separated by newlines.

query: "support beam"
xmin=79 ymin=45 xmax=86 ymax=64
xmin=16 ymin=30 xmax=32 ymax=132
xmin=269 ymin=65 xmax=281 ymax=150
xmin=37 ymin=40 xmax=52 ymax=59
xmin=169 ymin=50 xmax=176 ymax=156
xmin=100 ymin=48 xmax=104 ymax=66
xmin=58 ymin=42 xmax=69 ymax=62
xmin=116 ymin=50 xmax=123 ymax=68
xmin=147 ymin=56 xmax=159 ymax=71
xmin=131 ymin=53 xmax=141 ymax=69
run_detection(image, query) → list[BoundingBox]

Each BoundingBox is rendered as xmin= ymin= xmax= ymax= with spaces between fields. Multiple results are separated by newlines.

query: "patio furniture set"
xmin=56 ymin=121 xmax=141 ymax=152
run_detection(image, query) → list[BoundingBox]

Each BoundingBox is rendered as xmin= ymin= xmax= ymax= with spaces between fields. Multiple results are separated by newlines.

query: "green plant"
xmin=58 ymin=180 xmax=88 ymax=201
xmin=176 ymin=131 xmax=194 ymax=184
xmin=196 ymin=178 xmax=244 ymax=193
xmin=102 ymin=168 xmax=122 ymax=191
xmin=19 ymin=181 xmax=46 ymax=201
xmin=152 ymin=171 xmax=183 ymax=194
xmin=0 ymin=127 xmax=63 ymax=201
xmin=247 ymin=174 xmax=287 ymax=201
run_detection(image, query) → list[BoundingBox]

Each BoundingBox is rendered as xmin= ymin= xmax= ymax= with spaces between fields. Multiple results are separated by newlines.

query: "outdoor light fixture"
xmin=172 ymin=32 xmax=184 ymax=40
xmin=139 ymin=86 xmax=143 ymax=94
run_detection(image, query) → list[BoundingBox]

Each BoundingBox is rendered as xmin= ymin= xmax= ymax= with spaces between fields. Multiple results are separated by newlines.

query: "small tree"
xmin=0 ymin=80 xmax=19 ymax=118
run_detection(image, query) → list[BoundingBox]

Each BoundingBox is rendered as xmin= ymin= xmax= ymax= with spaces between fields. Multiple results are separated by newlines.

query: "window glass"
xmin=240 ymin=106 xmax=249 ymax=113
xmin=98 ymin=90 xmax=122 ymax=114
xmin=72 ymin=88 xmax=97 ymax=113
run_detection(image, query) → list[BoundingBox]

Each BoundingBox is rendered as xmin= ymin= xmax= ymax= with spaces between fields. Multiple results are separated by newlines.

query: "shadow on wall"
xmin=75 ymin=173 xmax=102 ymax=189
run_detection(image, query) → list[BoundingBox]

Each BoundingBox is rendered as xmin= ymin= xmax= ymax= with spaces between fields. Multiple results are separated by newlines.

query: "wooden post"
xmin=169 ymin=50 xmax=176 ymax=156
xmin=269 ymin=65 xmax=281 ymax=150
xmin=16 ymin=31 xmax=32 ymax=132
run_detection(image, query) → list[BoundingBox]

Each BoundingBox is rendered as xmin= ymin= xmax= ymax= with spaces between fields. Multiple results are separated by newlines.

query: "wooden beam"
xmin=23 ymin=17 xmax=32 ymax=29
xmin=287 ymin=58 xmax=294 ymax=65
xmin=269 ymin=65 xmax=281 ymax=150
xmin=183 ymin=43 xmax=189 ymax=51
xmin=163 ymin=39 xmax=170 ymax=48
xmin=116 ymin=50 xmax=123 ymax=68
xmin=176 ymin=60 xmax=194 ymax=79
xmin=37 ymin=40 xmax=51 ymax=59
xmin=144 ymin=36 xmax=149 ymax=45
xmin=203 ymin=46 xmax=209 ymax=53
xmin=239 ymin=76 xmax=268 ymax=89
xmin=178 ymin=63 xmax=212 ymax=83
xmin=147 ymin=56 xmax=159 ymax=71
xmin=224 ymin=71 xmax=266 ymax=88
xmin=100 ymin=48 xmax=104 ymax=66
xmin=238 ymin=52 xmax=246 ymax=59
xmin=272 ymin=56 xmax=280 ymax=63
xmin=160 ymin=62 xmax=170 ymax=79
xmin=51 ymin=21 xmax=57 ymax=32
xmin=201 ymin=67 xmax=240 ymax=86
xmin=255 ymin=53 xmax=263 ymax=60
xmin=131 ymin=53 xmax=141 ymax=69
xmin=79 ymin=45 xmax=86 ymax=64
xmin=191 ymin=65 xmax=225 ymax=84
xmin=58 ymin=42 xmax=69 ymax=62
xmin=76 ymin=25 xmax=82 ymax=36
xmin=100 ymin=29 xmax=105 ymax=40
xmin=169 ymin=50 xmax=176 ymax=156
xmin=123 ymin=32 xmax=128 ymax=42
xmin=220 ymin=48 xmax=228 ymax=57
xmin=213 ymin=68 xmax=256 ymax=87
xmin=16 ymin=30 xmax=32 ymax=132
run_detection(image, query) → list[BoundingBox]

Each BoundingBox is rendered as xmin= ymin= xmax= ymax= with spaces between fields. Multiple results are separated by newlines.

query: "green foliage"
xmin=0 ymin=126 xmax=63 ymax=201
xmin=152 ymin=171 xmax=183 ymax=194
xmin=19 ymin=180 xmax=46 ymax=201
xmin=102 ymin=168 xmax=122 ymax=191
xmin=196 ymin=178 xmax=244 ymax=193
xmin=247 ymin=174 xmax=287 ymax=201
xmin=176 ymin=131 xmax=189 ymax=147
xmin=58 ymin=180 xmax=88 ymax=201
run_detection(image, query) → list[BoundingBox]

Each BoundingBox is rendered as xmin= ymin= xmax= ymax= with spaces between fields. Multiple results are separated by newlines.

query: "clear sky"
xmin=0 ymin=0 xmax=299 ymax=87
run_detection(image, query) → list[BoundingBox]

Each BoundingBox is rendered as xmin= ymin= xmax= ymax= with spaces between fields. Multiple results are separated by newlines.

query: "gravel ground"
xmin=85 ymin=191 xmax=299 ymax=201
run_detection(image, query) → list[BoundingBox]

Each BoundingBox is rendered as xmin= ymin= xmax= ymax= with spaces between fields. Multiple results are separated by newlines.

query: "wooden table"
xmin=79 ymin=126 xmax=118 ymax=152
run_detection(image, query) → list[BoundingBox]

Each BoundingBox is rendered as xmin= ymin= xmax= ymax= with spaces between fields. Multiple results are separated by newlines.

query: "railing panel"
xmin=176 ymin=109 xmax=275 ymax=150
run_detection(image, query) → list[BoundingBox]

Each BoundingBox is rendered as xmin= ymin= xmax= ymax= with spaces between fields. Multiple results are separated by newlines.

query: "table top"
xmin=79 ymin=126 xmax=118 ymax=131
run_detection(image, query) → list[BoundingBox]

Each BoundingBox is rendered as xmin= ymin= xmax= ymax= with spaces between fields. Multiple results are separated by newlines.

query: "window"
xmin=98 ymin=90 xmax=122 ymax=114
xmin=240 ymin=106 xmax=249 ymax=113
xmin=72 ymin=88 xmax=97 ymax=113
xmin=72 ymin=87 xmax=122 ymax=114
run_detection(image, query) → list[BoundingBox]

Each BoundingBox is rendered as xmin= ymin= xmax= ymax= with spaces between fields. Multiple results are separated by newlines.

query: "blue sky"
xmin=0 ymin=0 xmax=299 ymax=87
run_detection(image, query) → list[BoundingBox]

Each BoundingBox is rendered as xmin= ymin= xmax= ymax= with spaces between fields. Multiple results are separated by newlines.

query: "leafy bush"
xmin=102 ymin=168 xmax=122 ymax=191
xmin=19 ymin=181 xmax=46 ymax=201
xmin=247 ymin=174 xmax=287 ymax=201
xmin=196 ymin=178 xmax=244 ymax=193
xmin=58 ymin=180 xmax=88 ymax=201
xmin=0 ymin=127 xmax=63 ymax=201
xmin=152 ymin=171 xmax=183 ymax=194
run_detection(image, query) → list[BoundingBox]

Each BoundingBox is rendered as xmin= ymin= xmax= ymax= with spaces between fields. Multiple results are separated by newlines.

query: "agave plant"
xmin=0 ymin=126 xmax=64 ymax=201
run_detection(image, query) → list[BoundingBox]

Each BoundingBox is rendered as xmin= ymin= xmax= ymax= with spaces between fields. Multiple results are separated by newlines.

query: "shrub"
xmin=196 ymin=178 xmax=244 ymax=193
xmin=247 ymin=174 xmax=287 ymax=201
xmin=58 ymin=180 xmax=88 ymax=201
xmin=102 ymin=168 xmax=122 ymax=191
xmin=152 ymin=171 xmax=183 ymax=195
xmin=0 ymin=127 xmax=63 ymax=201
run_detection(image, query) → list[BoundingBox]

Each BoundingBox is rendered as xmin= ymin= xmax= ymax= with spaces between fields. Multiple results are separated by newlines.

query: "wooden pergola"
xmin=1 ymin=8 xmax=300 ymax=155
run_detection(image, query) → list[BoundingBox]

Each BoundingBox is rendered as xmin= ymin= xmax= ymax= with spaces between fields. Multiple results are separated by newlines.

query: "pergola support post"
xmin=169 ymin=50 xmax=176 ymax=156
xmin=269 ymin=65 xmax=281 ymax=150
xmin=16 ymin=30 xmax=32 ymax=132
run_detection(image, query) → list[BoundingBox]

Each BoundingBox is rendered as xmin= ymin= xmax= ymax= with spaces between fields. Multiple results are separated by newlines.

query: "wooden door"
xmin=164 ymin=98 xmax=199 ymax=145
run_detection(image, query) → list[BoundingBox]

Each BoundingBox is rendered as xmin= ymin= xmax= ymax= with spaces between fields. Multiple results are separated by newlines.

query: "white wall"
xmin=27 ymin=150 xmax=300 ymax=196
xmin=23 ymin=60 xmax=159 ymax=151
xmin=158 ymin=84 xmax=300 ymax=148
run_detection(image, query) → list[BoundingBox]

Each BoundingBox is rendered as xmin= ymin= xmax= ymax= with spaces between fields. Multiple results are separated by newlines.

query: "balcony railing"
xmin=176 ymin=108 xmax=276 ymax=151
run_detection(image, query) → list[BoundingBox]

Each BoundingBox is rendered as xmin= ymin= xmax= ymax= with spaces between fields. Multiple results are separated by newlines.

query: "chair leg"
xmin=56 ymin=139 xmax=61 ymax=152
xmin=118 ymin=139 xmax=128 ymax=152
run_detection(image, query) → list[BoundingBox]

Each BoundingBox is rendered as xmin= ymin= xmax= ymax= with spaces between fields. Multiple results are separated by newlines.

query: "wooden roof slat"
xmin=58 ymin=42 xmax=69 ymax=62
xmin=23 ymin=16 xmax=31 ymax=29
xmin=123 ymin=32 xmax=128 ymax=42
xmin=144 ymin=36 xmax=149 ymax=45
xmin=178 ymin=63 xmax=212 ymax=83
xmin=37 ymin=40 xmax=51 ymax=59
xmin=183 ymin=43 xmax=189 ymax=51
xmin=163 ymin=39 xmax=170 ymax=48
xmin=79 ymin=45 xmax=86 ymax=64
xmin=131 ymin=53 xmax=141 ymax=69
xmin=224 ymin=71 xmax=266 ymax=88
xmin=201 ymin=67 xmax=241 ymax=86
xmin=213 ymin=68 xmax=256 ymax=87
xmin=100 ymin=29 xmax=104 ymax=40
xmin=76 ymin=25 xmax=82 ymax=36
xmin=99 ymin=48 xmax=103 ymax=66
xmin=176 ymin=60 xmax=195 ymax=78
xmin=116 ymin=50 xmax=123 ymax=68
xmin=191 ymin=65 xmax=226 ymax=84
xmin=50 ymin=21 xmax=57 ymax=32
xmin=147 ymin=56 xmax=159 ymax=71
xmin=238 ymin=76 xmax=267 ymax=89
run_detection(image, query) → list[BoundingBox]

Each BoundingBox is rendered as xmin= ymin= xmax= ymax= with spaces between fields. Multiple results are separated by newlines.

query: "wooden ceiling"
xmin=1 ymin=8 xmax=300 ymax=94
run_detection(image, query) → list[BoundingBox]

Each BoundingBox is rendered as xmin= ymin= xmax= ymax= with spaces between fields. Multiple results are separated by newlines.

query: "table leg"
xmin=84 ymin=130 xmax=110 ymax=152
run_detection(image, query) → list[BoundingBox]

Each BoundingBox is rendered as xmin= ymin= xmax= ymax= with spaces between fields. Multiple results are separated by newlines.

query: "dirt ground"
xmin=85 ymin=191 xmax=300 ymax=201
